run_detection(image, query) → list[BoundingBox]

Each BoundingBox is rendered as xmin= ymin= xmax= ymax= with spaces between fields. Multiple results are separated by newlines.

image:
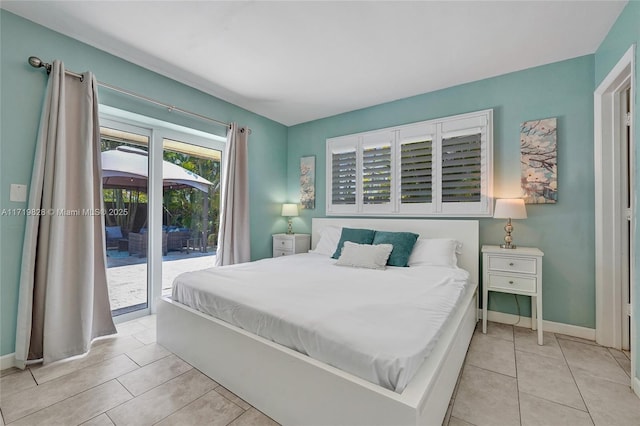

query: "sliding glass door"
xmin=100 ymin=124 xmax=151 ymax=317
xmin=99 ymin=106 xmax=226 ymax=320
xmin=161 ymin=138 xmax=222 ymax=297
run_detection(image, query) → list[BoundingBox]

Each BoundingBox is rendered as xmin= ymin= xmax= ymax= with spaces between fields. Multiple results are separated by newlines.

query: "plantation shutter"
xmin=441 ymin=133 xmax=482 ymax=202
xmin=400 ymin=139 xmax=432 ymax=204
xmin=331 ymin=150 xmax=357 ymax=205
xmin=326 ymin=109 xmax=492 ymax=216
xmin=362 ymin=145 xmax=391 ymax=204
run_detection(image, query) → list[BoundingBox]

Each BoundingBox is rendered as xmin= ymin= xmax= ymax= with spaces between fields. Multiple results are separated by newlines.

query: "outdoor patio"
xmin=106 ymin=251 xmax=216 ymax=312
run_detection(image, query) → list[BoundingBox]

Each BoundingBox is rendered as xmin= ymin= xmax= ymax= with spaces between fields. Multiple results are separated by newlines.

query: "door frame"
xmin=100 ymin=117 xmax=153 ymax=322
xmin=100 ymin=106 xmax=226 ymax=317
xmin=594 ymin=44 xmax=636 ymax=389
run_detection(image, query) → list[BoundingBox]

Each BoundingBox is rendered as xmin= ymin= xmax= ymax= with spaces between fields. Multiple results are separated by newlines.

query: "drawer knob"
xmin=281 ymin=241 xmax=285 ymax=245
xmin=509 ymin=280 xmax=514 ymax=284
xmin=509 ymin=262 xmax=515 ymax=266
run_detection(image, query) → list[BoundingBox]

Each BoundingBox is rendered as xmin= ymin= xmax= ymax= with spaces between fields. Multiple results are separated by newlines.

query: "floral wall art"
xmin=300 ymin=155 xmax=315 ymax=209
xmin=520 ymin=118 xmax=557 ymax=204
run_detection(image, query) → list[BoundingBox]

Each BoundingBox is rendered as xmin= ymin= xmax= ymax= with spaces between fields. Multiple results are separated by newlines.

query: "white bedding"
xmin=172 ymin=252 xmax=471 ymax=392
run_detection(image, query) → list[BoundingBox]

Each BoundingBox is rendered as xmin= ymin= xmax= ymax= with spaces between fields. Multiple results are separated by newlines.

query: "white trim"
xmin=99 ymin=105 xmax=226 ymax=142
xmin=111 ymin=307 xmax=151 ymax=324
xmin=633 ymin=376 xmax=640 ymax=398
xmin=481 ymin=309 xmax=596 ymax=341
xmin=326 ymin=109 xmax=493 ymax=217
xmin=594 ymin=44 xmax=635 ymax=349
xmin=1 ymin=352 xmax=16 ymax=370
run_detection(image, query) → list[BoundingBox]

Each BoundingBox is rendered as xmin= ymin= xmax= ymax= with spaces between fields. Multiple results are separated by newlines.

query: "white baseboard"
xmin=633 ymin=376 xmax=640 ymax=399
xmin=0 ymin=352 xmax=16 ymax=370
xmin=480 ymin=309 xmax=596 ymax=341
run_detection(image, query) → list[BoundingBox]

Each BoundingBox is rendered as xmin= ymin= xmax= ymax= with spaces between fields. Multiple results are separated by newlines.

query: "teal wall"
xmin=0 ymin=11 xmax=288 ymax=357
xmin=594 ymin=0 xmax=640 ymax=384
xmin=287 ymin=55 xmax=596 ymax=329
xmin=1 ymin=4 xmax=637 ymax=373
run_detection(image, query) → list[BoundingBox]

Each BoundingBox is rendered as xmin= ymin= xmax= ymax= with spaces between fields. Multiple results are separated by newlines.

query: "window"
xmin=326 ymin=109 xmax=493 ymax=216
xmin=401 ymin=139 xmax=433 ymax=204
xmin=441 ymin=133 xmax=482 ymax=203
xmin=331 ymin=150 xmax=357 ymax=206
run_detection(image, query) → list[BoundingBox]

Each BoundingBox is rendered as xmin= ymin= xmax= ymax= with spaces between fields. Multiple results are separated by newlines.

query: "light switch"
xmin=10 ymin=184 xmax=27 ymax=202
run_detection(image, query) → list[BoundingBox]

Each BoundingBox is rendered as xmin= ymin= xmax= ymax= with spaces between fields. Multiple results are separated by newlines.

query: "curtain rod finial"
xmin=28 ymin=56 xmax=43 ymax=68
xmin=28 ymin=56 xmax=51 ymax=73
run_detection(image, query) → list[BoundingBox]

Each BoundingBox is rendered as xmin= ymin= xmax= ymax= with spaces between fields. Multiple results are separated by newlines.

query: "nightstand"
xmin=272 ymin=233 xmax=311 ymax=257
xmin=482 ymin=245 xmax=544 ymax=345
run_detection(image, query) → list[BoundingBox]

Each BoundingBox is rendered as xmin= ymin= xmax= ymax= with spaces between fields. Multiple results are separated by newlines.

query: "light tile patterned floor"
xmin=0 ymin=315 xmax=277 ymax=426
xmin=1 ymin=318 xmax=638 ymax=425
xmin=444 ymin=322 xmax=640 ymax=426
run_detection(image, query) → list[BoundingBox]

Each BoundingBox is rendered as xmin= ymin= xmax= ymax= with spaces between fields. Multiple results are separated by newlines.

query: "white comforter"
xmin=172 ymin=252 xmax=471 ymax=392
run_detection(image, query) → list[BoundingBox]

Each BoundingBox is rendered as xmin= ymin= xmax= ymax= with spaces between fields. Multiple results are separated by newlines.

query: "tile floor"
xmin=0 ymin=317 xmax=638 ymax=425
xmin=444 ymin=322 xmax=640 ymax=426
xmin=0 ymin=315 xmax=276 ymax=426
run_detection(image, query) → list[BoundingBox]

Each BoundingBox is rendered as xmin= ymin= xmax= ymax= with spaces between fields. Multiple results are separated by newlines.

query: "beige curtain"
xmin=215 ymin=123 xmax=250 ymax=266
xmin=14 ymin=60 xmax=116 ymax=366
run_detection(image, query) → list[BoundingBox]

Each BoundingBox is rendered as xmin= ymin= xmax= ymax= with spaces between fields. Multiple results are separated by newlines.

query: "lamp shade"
xmin=281 ymin=203 xmax=299 ymax=217
xmin=494 ymin=199 xmax=527 ymax=219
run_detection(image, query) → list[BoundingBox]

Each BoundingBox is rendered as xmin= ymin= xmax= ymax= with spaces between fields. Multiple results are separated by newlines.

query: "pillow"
xmin=335 ymin=242 xmax=393 ymax=270
xmin=372 ymin=231 xmax=419 ymax=267
xmin=105 ymin=226 xmax=123 ymax=239
xmin=408 ymin=238 xmax=461 ymax=267
xmin=331 ymin=227 xmax=376 ymax=259
xmin=309 ymin=226 xmax=342 ymax=256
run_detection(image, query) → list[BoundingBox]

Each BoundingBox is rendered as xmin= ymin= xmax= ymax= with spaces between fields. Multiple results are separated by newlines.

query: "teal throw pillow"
xmin=331 ymin=228 xmax=376 ymax=259
xmin=372 ymin=231 xmax=419 ymax=267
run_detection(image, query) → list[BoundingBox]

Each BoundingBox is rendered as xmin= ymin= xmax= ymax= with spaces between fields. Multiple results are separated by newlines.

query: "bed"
xmin=157 ymin=218 xmax=479 ymax=425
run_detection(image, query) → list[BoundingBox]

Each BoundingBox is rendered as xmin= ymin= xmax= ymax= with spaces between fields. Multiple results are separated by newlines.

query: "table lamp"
xmin=281 ymin=203 xmax=299 ymax=234
xmin=494 ymin=198 xmax=527 ymax=249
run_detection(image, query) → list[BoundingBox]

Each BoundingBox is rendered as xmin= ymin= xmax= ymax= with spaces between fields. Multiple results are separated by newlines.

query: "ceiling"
xmin=2 ymin=1 xmax=627 ymax=126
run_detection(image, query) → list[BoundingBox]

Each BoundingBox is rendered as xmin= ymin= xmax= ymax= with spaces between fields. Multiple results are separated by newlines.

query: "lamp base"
xmin=286 ymin=218 xmax=293 ymax=235
xmin=501 ymin=218 xmax=516 ymax=249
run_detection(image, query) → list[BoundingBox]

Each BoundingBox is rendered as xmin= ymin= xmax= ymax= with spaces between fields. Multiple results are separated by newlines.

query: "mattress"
xmin=172 ymin=252 xmax=471 ymax=392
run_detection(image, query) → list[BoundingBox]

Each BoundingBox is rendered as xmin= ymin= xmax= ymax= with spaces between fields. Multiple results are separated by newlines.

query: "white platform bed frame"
xmin=157 ymin=218 xmax=479 ymax=425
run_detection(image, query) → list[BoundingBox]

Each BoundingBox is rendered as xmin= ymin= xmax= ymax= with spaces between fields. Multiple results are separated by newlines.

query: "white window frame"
xmin=326 ymin=109 xmax=493 ymax=217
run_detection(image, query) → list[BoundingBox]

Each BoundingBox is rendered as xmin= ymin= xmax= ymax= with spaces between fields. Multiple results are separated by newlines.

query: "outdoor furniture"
xmin=183 ymin=235 xmax=204 ymax=254
xmin=117 ymin=239 xmax=129 ymax=252
xmin=129 ymin=231 xmax=168 ymax=257
xmin=105 ymin=225 xmax=124 ymax=250
xmin=167 ymin=230 xmax=192 ymax=252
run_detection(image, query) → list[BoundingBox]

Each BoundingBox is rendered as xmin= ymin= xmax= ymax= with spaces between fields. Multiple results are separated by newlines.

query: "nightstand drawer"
xmin=487 ymin=256 xmax=537 ymax=274
xmin=272 ymin=233 xmax=311 ymax=258
xmin=273 ymin=239 xmax=293 ymax=250
xmin=487 ymin=274 xmax=536 ymax=293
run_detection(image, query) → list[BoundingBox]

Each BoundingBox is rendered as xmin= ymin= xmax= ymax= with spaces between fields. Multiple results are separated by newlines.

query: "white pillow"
xmin=408 ymin=238 xmax=461 ymax=267
xmin=335 ymin=241 xmax=393 ymax=270
xmin=310 ymin=226 xmax=342 ymax=256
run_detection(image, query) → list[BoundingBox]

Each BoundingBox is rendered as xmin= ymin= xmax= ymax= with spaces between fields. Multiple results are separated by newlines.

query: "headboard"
xmin=311 ymin=218 xmax=479 ymax=286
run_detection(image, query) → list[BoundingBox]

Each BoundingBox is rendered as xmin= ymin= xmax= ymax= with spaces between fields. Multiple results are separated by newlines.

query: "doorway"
xmin=622 ymin=85 xmax=632 ymax=352
xmin=594 ymin=44 xmax=635 ymax=387
xmin=99 ymin=106 xmax=226 ymax=322
xmin=101 ymin=124 xmax=151 ymax=318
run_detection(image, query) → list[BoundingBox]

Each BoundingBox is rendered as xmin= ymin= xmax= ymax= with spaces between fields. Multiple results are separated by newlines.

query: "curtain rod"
xmin=28 ymin=56 xmax=231 ymax=129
